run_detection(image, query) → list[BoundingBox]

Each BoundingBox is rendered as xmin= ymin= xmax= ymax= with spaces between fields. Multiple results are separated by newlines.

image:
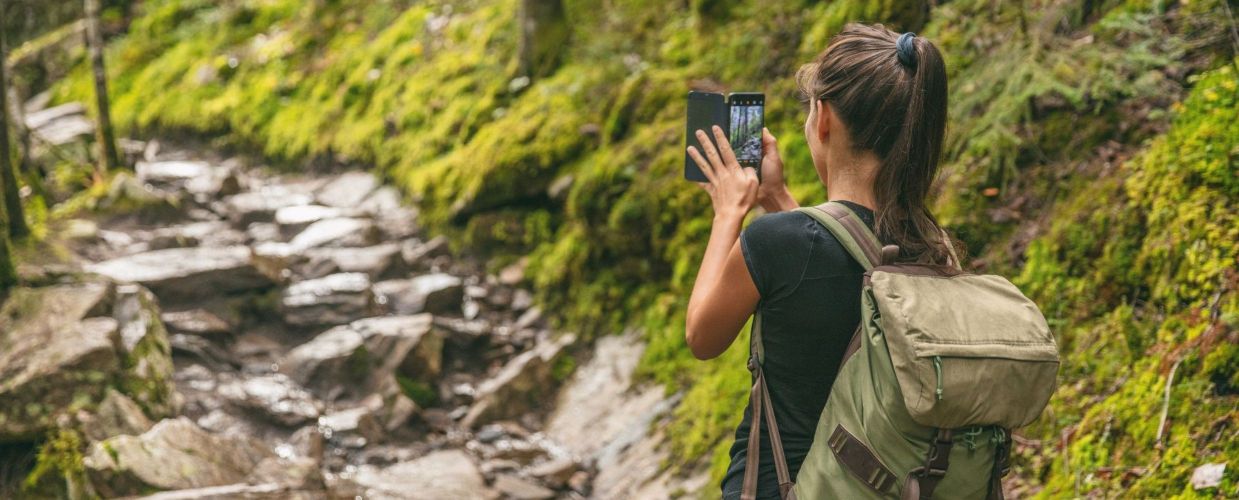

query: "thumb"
xmin=762 ymin=128 xmax=778 ymax=154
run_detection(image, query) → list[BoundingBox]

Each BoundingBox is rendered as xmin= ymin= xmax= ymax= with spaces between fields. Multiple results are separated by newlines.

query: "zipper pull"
xmin=933 ymin=356 xmax=944 ymax=401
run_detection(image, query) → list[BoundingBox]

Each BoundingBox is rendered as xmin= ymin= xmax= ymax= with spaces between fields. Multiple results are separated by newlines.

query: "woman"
xmin=684 ymin=23 xmax=959 ymax=499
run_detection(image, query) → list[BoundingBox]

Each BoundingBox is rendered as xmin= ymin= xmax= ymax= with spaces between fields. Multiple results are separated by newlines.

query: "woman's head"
xmin=795 ymin=23 xmax=956 ymax=264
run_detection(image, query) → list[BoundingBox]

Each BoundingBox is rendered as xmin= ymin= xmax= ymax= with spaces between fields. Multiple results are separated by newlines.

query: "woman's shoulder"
xmin=744 ymin=210 xmax=816 ymax=241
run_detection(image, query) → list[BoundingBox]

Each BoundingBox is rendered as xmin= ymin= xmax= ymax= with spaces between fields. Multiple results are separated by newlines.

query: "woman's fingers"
xmin=687 ymin=145 xmax=718 ymax=184
xmin=695 ymin=129 xmax=726 ymax=174
xmin=712 ymin=126 xmax=739 ymax=169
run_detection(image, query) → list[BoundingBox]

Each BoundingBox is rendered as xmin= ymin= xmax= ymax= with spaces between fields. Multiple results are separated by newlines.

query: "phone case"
xmin=685 ymin=91 xmax=728 ymax=183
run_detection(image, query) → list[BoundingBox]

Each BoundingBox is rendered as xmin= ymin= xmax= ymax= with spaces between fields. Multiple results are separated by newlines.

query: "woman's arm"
xmin=684 ymin=126 xmax=763 ymax=360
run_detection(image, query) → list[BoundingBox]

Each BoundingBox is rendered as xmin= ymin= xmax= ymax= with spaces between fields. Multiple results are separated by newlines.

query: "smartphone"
xmin=685 ymin=91 xmax=728 ymax=183
xmin=727 ymin=92 xmax=764 ymax=173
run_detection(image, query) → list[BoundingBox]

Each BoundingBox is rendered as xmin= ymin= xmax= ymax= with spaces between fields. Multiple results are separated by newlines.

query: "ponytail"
xmin=796 ymin=24 xmax=958 ymax=265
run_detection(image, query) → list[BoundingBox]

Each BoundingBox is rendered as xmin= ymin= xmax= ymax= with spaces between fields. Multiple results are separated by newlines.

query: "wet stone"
xmin=274 ymin=204 xmax=344 ymax=236
xmin=401 ymin=235 xmax=450 ymax=269
xmin=136 ymin=160 xmax=211 ymax=188
xmin=295 ymin=243 xmax=402 ymax=281
xmin=347 ymin=449 xmax=493 ymax=499
xmin=315 ymin=171 xmax=379 ymax=208
xmin=220 ymin=189 xmax=313 ymax=226
xmin=494 ymin=473 xmax=555 ymax=500
xmin=280 ymin=273 xmax=374 ymax=327
xmin=87 ymin=246 xmax=275 ymax=301
xmin=161 ymin=309 xmax=232 ymax=337
xmin=221 ymin=373 xmax=322 ymax=427
xmin=373 ymin=273 xmax=464 ymax=316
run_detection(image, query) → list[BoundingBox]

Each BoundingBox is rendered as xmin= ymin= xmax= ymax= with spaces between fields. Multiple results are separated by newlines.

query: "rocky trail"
xmin=0 ymin=103 xmax=708 ymax=499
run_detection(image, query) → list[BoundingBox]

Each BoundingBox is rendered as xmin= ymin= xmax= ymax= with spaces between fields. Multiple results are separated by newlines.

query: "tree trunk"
xmin=517 ymin=0 xmax=568 ymax=81
xmin=0 ymin=4 xmax=29 ymax=240
xmin=84 ymin=0 xmax=120 ymax=176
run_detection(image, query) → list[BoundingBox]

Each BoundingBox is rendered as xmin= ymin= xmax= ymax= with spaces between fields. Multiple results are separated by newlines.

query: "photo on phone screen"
xmin=728 ymin=95 xmax=762 ymax=167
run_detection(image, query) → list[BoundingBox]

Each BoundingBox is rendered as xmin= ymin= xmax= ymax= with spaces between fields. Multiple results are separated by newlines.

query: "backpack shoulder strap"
xmin=794 ymin=202 xmax=883 ymax=270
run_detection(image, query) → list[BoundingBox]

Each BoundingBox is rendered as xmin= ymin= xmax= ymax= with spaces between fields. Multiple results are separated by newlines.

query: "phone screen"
xmin=729 ymin=98 xmax=763 ymax=164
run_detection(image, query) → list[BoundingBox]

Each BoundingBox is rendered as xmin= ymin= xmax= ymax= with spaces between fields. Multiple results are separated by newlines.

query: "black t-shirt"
xmin=720 ymin=200 xmax=875 ymax=499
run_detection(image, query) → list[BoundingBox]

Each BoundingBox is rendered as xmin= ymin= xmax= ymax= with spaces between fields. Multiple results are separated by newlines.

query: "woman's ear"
xmin=815 ymin=100 xmax=831 ymax=144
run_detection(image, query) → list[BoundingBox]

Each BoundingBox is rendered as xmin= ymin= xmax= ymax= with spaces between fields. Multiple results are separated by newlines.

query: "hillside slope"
xmin=52 ymin=0 xmax=1237 ymax=496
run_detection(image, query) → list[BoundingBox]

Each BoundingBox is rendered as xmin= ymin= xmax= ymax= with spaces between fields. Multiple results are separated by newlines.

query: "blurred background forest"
xmin=1 ymin=0 xmax=1237 ymax=498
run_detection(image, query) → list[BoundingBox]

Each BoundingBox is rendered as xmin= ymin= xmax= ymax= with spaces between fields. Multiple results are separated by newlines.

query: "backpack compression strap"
xmin=741 ymin=202 xmax=882 ymax=500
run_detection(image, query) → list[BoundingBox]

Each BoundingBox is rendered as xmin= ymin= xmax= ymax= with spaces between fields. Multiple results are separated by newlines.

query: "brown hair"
xmin=795 ymin=23 xmax=961 ymax=266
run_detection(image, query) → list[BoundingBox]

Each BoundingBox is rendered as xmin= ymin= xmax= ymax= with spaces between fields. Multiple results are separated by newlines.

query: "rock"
xmin=143 ymin=221 xmax=244 ymax=250
xmin=220 ymin=189 xmax=313 ymax=226
xmin=460 ymin=333 xmax=576 ymax=429
xmin=220 ymin=373 xmax=322 ymax=427
xmin=514 ymin=306 xmax=542 ymax=330
xmin=527 ymin=457 xmax=580 ymax=489
xmin=317 ymin=406 xmax=383 ymax=444
xmin=295 ymin=243 xmax=402 ymax=280
xmin=84 ymin=417 xmax=274 ymax=497
xmin=161 ymin=309 xmax=232 ymax=337
xmin=78 ymin=388 xmax=155 ymax=442
xmin=511 ymin=289 xmax=534 ymax=312
xmin=170 ymin=333 xmax=237 ymax=371
xmin=280 ymin=272 xmax=374 ymax=327
xmin=274 ymin=204 xmax=344 ymax=236
xmin=348 ymin=450 xmax=494 ymax=499
xmin=26 ymin=103 xmax=94 ymax=146
xmin=24 ymin=102 xmax=85 ymax=130
xmin=314 ymin=171 xmax=379 ymax=208
xmin=87 ymin=246 xmax=275 ymax=301
xmin=135 ymin=160 xmax=211 ymax=188
xmin=1191 ymin=462 xmax=1226 ymax=490
xmin=258 ymin=218 xmax=378 ymax=259
xmin=0 ymin=282 xmax=175 ymax=440
xmin=245 ymin=222 xmax=283 ymax=243
xmin=568 ymin=470 xmax=591 ymax=495
xmin=494 ymin=473 xmax=555 ymax=500
xmin=247 ymin=456 xmax=324 ymax=491
xmin=128 ymin=482 xmax=294 ymax=500
xmin=357 ymin=186 xmax=403 ymax=215
xmin=401 ymin=235 xmax=450 ymax=269
xmin=373 ymin=273 xmax=463 ymax=315
xmin=280 ymin=315 xmax=440 ymax=397
xmin=286 ymin=426 xmax=325 ymax=462
xmin=498 ymin=258 xmax=528 ymax=286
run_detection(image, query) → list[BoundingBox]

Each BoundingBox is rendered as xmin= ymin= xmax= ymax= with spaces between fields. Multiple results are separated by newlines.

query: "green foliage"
xmin=396 ymin=374 xmax=438 ymax=408
xmin=51 ymin=0 xmax=1238 ymax=496
xmin=23 ymin=428 xmax=86 ymax=496
xmin=1015 ymin=62 xmax=1238 ymax=498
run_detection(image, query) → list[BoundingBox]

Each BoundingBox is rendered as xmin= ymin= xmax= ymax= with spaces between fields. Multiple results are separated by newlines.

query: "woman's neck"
xmin=824 ymin=150 xmax=879 ymax=211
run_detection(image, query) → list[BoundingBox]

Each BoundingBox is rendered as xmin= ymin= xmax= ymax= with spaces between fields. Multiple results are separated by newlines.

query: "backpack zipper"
xmin=933 ymin=356 xmax=944 ymax=401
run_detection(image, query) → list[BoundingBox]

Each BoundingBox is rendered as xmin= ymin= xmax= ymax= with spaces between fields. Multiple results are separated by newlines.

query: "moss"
xmin=395 ymin=375 xmax=437 ymax=408
xmin=22 ymin=428 xmax=89 ymax=498
xmin=550 ymin=353 xmax=575 ymax=382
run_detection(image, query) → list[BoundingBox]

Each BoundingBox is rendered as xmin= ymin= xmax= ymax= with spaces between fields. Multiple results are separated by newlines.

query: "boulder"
xmin=527 ymin=457 xmax=581 ymax=489
xmin=373 ymin=273 xmax=463 ymax=315
xmin=135 ymin=160 xmax=210 ymax=189
xmin=256 ymin=218 xmax=378 ymax=259
xmin=295 ymin=243 xmax=402 ymax=280
xmin=280 ymin=315 xmax=441 ymax=398
xmin=314 ymin=171 xmax=379 ymax=208
xmin=87 ymin=246 xmax=275 ymax=301
xmin=220 ymin=373 xmax=322 ymax=427
xmin=460 ymin=333 xmax=576 ymax=429
xmin=494 ymin=473 xmax=555 ymax=500
xmin=220 ymin=189 xmax=312 ymax=226
xmin=77 ymin=388 xmax=155 ymax=443
xmin=280 ymin=272 xmax=374 ymax=327
xmin=84 ymin=417 xmax=274 ymax=496
xmin=0 ymin=282 xmax=175 ymax=440
xmin=347 ymin=450 xmax=494 ymax=499
xmin=274 ymin=204 xmax=344 ymax=236
xmin=161 ymin=309 xmax=232 ymax=337
xmin=401 ymin=235 xmax=451 ymax=270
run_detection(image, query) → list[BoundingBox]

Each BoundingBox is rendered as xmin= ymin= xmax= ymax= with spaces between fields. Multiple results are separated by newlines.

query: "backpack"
xmin=741 ymin=201 xmax=1060 ymax=500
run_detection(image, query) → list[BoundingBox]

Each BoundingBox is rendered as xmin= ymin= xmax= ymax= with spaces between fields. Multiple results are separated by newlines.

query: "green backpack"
xmin=741 ymin=202 xmax=1060 ymax=500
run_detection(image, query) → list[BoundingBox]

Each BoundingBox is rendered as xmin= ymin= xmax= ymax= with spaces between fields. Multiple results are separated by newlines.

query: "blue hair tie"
xmin=896 ymin=32 xmax=917 ymax=68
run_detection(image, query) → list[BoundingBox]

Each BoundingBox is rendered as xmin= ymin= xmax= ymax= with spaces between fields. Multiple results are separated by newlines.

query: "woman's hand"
xmin=756 ymin=127 xmax=799 ymax=213
xmin=687 ymin=125 xmax=759 ymax=221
